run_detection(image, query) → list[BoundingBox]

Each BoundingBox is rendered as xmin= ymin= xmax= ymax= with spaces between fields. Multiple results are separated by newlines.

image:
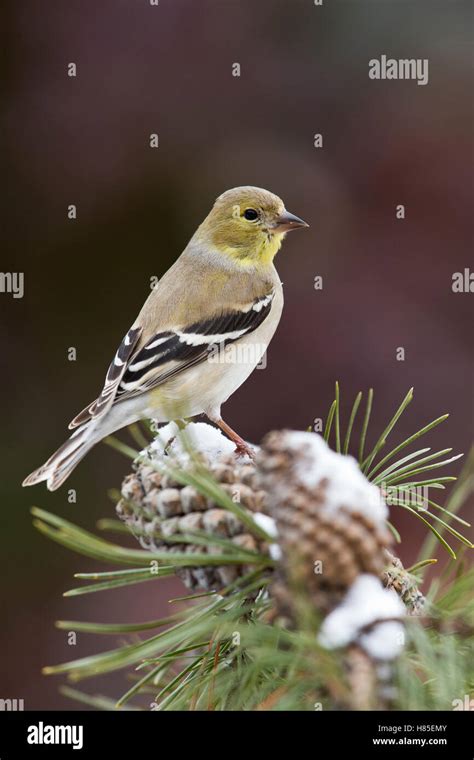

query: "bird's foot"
xmin=212 ymin=417 xmax=256 ymax=461
xmin=234 ymin=441 xmax=256 ymax=460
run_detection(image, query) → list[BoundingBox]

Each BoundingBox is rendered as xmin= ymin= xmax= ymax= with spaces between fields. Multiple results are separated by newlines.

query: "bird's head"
xmin=196 ymin=186 xmax=308 ymax=266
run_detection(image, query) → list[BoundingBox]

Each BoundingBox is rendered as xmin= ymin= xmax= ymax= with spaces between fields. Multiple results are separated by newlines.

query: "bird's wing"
xmin=113 ymin=290 xmax=274 ymax=400
xmin=69 ymin=291 xmax=274 ymax=428
xmin=69 ymin=325 xmax=142 ymax=428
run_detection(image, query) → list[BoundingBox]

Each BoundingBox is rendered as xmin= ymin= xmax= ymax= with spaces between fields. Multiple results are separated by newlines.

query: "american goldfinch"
xmin=23 ymin=186 xmax=308 ymax=491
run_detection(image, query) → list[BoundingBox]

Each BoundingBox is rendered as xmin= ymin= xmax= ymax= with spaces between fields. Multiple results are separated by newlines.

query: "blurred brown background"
xmin=2 ymin=0 xmax=472 ymax=709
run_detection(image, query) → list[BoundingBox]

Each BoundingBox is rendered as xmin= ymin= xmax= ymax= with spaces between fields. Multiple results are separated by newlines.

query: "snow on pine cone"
xmin=116 ymin=421 xmax=410 ymax=635
xmin=257 ymin=430 xmax=394 ymax=621
xmin=116 ymin=422 xmax=270 ymax=591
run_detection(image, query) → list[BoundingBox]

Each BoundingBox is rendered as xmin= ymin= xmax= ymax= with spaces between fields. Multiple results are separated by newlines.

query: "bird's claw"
xmin=234 ymin=442 xmax=256 ymax=460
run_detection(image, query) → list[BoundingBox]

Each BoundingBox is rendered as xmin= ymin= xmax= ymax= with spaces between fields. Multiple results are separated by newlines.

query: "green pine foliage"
xmin=31 ymin=387 xmax=473 ymax=710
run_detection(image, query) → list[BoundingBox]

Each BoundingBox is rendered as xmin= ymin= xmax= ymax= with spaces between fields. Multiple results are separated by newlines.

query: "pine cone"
xmin=116 ymin=423 xmax=414 ymax=632
xmin=257 ymin=430 xmax=393 ymax=621
xmin=257 ymin=429 xmax=406 ymax=710
xmin=116 ymin=423 xmax=269 ymax=591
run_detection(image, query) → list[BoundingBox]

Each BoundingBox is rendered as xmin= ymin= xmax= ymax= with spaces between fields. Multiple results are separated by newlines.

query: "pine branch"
xmin=29 ymin=387 xmax=473 ymax=711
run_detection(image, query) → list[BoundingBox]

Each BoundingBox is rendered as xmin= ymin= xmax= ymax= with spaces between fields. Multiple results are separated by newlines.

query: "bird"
xmin=23 ymin=186 xmax=308 ymax=491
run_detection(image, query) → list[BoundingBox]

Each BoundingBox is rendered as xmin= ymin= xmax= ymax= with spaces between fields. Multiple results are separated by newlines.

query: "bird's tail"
xmin=22 ymin=423 xmax=99 ymax=491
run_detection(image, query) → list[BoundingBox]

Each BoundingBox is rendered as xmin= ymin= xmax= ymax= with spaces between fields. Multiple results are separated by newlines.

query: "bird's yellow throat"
xmin=219 ymin=232 xmax=284 ymax=268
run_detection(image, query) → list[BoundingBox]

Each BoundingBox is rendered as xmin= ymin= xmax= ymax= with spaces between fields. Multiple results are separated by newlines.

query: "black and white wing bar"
xmin=117 ymin=291 xmax=274 ymax=396
xmin=68 ymin=326 xmax=142 ymax=428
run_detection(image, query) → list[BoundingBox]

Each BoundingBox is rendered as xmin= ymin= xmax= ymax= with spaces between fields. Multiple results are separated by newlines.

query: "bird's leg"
xmin=215 ymin=418 xmax=256 ymax=460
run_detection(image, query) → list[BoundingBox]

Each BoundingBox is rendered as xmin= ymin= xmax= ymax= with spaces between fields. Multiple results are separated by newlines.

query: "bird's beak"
xmin=271 ymin=210 xmax=309 ymax=233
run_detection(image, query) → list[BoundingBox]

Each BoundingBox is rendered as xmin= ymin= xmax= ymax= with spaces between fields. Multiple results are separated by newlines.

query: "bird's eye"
xmin=243 ymin=208 xmax=259 ymax=221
